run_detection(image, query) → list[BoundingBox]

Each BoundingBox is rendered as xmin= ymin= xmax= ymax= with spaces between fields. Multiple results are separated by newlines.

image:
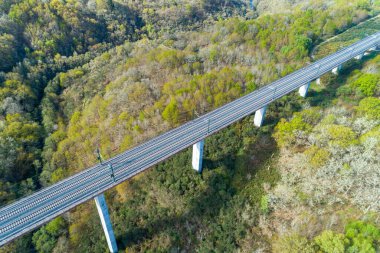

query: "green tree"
xmin=305 ymin=146 xmax=330 ymax=168
xmin=273 ymin=234 xmax=315 ymax=253
xmin=0 ymin=114 xmax=41 ymax=182
xmin=273 ymin=114 xmax=312 ymax=147
xmin=0 ymin=34 xmax=19 ymax=71
xmin=326 ymin=125 xmax=357 ymax=148
xmin=345 ymin=221 xmax=380 ymax=253
xmin=314 ymin=230 xmax=346 ymax=253
xmin=162 ymin=99 xmax=180 ymax=125
xmin=32 ymin=217 xmax=66 ymax=253
xmin=352 ymin=74 xmax=379 ymax=97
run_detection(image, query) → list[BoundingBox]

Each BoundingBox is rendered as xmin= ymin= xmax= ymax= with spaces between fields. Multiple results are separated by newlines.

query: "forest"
xmin=0 ymin=0 xmax=379 ymax=252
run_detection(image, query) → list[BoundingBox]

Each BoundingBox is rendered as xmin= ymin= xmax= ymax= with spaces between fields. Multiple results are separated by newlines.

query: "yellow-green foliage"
xmin=59 ymin=69 xmax=86 ymax=89
xmin=273 ymin=221 xmax=380 ymax=253
xmin=0 ymin=79 xmax=35 ymax=102
xmin=72 ymin=69 xmax=84 ymax=78
xmin=356 ymin=97 xmax=380 ymax=120
xmin=50 ymin=168 xmax=67 ymax=184
xmin=351 ymin=73 xmax=379 ymax=97
xmin=1 ymin=0 xmax=378 ymax=251
xmin=150 ymin=48 xmax=185 ymax=69
xmin=2 ymin=114 xmax=41 ymax=143
xmin=45 ymin=217 xmax=66 ymax=237
xmin=32 ymin=216 xmax=66 ymax=253
xmin=329 ymin=40 xmax=380 ymax=99
xmin=344 ymin=220 xmax=380 ymax=253
xmin=0 ymin=114 xmax=41 ymax=183
xmin=320 ymin=114 xmax=337 ymax=125
xmin=360 ymin=125 xmax=380 ymax=150
xmin=272 ymin=234 xmax=315 ymax=253
xmin=326 ymin=125 xmax=358 ymax=148
xmin=0 ymin=34 xmax=19 ymax=71
xmin=314 ymin=230 xmax=346 ymax=253
xmin=159 ymin=67 xmax=252 ymax=122
xmin=273 ymin=114 xmax=312 ymax=148
xmin=162 ymin=99 xmax=179 ymax=125
xmin=305 ymin=145 xmax=330 ymax=168
xmin=299 ymin=107 xmax=323 ymax=125
xmin=50 ymin=95 xmax=128 ymax=176
xmin=360 ymin=126 xmax=380 ymax=143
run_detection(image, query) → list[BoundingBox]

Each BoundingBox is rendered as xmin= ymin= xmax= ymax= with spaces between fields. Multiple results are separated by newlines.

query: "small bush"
xmin=260 ymin=195 xmax=269 ymax=214
xmin=162 ymin=99 xmax=180 ymax=125
xmin=305 ymin=145 xmax=330 ymax=168
xmin=351 ymin=73 xmax=379 ymax=97
xmin=326 ymin=125 xmax=358 ymax=148
xmin=356 ymin=97 xmax=380 ymax=120
xmin=300 ymin=107 xmax=323 ymax=125
xmin=314 ymin=230 xmax=346 ymax=253
xmin=272 ymin=234 xmax=315 ymax=253
xmin=345 ymin=220 xmax=380 ymax=253
xmin=273 ymin=114 xmax=312 ymax=148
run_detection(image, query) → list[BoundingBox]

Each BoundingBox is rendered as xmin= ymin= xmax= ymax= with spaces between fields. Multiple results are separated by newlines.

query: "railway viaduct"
xmin=0 ymin=32 xmax=379 ymax=252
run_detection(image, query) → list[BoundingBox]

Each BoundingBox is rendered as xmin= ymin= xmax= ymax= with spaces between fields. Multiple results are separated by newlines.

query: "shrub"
xmin=356 ymin=97 xmax=380 ymax=120
xmin=326 ymin=125 xmax=358 ymax=148
xmin=32 ymin=217 xmax=66 ymax=253
xmin=300 ymin=107 xmax=323 ymax=125
xmin=273 ymin=114 xmax=312 ymax=147
xmin=351 ymin=73 xmax=379 ymax=97
xmin=305 ymin=145 xmax=330 ymax=168
xmin=360 ymin=126 xmax=380 ymax=144
xmin=260 ymin=194 xmax=269 ymax=214
xmin=50 ymin=168 xmax=67 ymax=183
xmin=162 ymin=99 xmax=180 ymax=125
xmin=345 ymin=221 xmax=380 ymax=253
xmin=272 ymin=234 xmax=315 ymax=253
xmin=314 ymin=230 xmax=346 ymax=253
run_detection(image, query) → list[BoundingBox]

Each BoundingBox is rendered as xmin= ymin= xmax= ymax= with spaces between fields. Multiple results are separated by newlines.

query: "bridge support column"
xmin=249 ymin=0 xmax=254 ymax=10
xmin=254 ymin=106 xmax=267 ymax=127
xmin=192 ymin=140 xmax=204 ymax=173
xmin=298 ymin=82 xmax=311 ymax=98
xmin=332 ymin=65 xmax=342 ymax=75
xmin=316 ymin=78 xmax=321 ymax=85
xmin=368 ymin=47 xmax=376 ymax=52
xmin=94 ymin=194 xmax=118 ymax=253
xmin=364 ymin=47 xmax=377 ymax=56
xmin=355 ymin=54 xmax=364 ymax=60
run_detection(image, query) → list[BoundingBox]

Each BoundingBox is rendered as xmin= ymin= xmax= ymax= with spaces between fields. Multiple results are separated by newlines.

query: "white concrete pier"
xmin=298 ymin=82 xmax=311 ymax=98
xmin=254 ymin=106 xmax=267 ymax=127
xmin=192 ymin=140 xmax=204 ymax=173
xmin=364 ymin=47 xmax=377 ymax=56
xmin=332 ymin=65 xmax=342 ymax=75
xmin=355 ymin=54 xmax=364 ymax=60
xmin=250 ymin=0 xmax=254 ymax=9
xmin=94 ymin=194 xmax=118 ymax=253
xmin=368 ymin=47 xmax=376 ymax=52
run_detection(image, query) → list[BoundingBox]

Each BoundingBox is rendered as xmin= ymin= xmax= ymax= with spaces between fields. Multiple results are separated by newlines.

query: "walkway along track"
xmin=0 ymin=32 xmax=379 ymax=246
